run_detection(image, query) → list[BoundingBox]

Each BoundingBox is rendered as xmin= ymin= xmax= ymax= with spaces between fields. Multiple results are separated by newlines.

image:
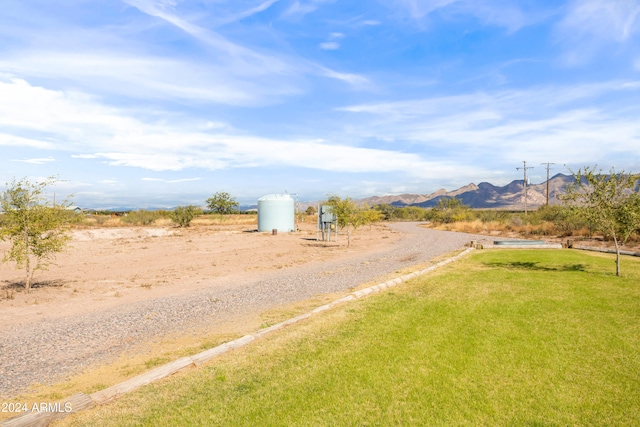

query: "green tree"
xmin=325 ymin=196 xmax=380 ymax=246
xmin=562 ymin=166 xmax=640 ymax=276
xmin=305 ymin=206 xmax=316 ymax=215
xmin=326 ymin=196 xmax=357 ymax=231
xmin=0 ymin=177 xmax=72 ymax=292
xmin=170 ymin=205 xmax=201 ymax=227
xmin=206 ymin=191 xmax=239 ymax=214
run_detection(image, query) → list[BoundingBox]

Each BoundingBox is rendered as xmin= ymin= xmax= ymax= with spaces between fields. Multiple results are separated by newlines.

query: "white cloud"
xmin=142 ymin=177 xmax=202 ymax=183
xmin=0 ymin=51 xmax=300 ymax=107
xmin=71 ymin=154 xmax=100 ymax=159
xmin=11 ymin=157 xmax=56 ymax=165
xmin=211 ymin=0 xmax=282 ymax=26
xmin=316 ymin=67 xmax=370 ymax=87
xmin=320 ymin=42 xmax=340 ymax=50
xmin=390 ymin=0 xmax=539 ymax=32
xmin=555 ymin=0 xmax=640 ymax=64
xmin=558 ymin=0 xmax=640 ymax=43
xmin=320 ymin=32 xmax=344 ymax=50
xmin=0 ymin=78 xmax=443 ymax=178
xmin=282 ymin=1 xmax=319 ymax=19
xmin=339 ymin=81 xmax=640 ymax=169
xmin=0 ymin=133 xmax=53 ymax=149
xmin=0 ymin=1 xmax=366 ymax=112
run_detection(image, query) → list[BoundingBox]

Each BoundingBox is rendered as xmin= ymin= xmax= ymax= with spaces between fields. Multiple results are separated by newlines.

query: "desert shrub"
xmin=121 ymin=210 xmax=164 ymax=226
xmin=373 ymin=204 xmax=398 ymax=221
xmin=510 ymin=215 xmax=524 ymax=227
xmin=474 ymin=210 xmax=510 ymax=224
xmin=395 ymin=206 xmax=430 ymax=221
xmin=430 ymin=198 xmax=472 ymax=224
xmin=170 ymin=205 xmax=202 ymax=227
xmin=93 ymin=215 xmax=110 ymax=225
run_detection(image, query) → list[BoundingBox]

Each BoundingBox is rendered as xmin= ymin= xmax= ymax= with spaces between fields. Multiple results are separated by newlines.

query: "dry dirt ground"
xmin=1 ymin=221 xmax=637 ymax=328
xmin=0 ymin=221 xmax=399 ymax=328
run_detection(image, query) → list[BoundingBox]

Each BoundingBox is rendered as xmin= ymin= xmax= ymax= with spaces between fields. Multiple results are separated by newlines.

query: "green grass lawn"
xmin=59 ymin=250 xmax=640 ymax=426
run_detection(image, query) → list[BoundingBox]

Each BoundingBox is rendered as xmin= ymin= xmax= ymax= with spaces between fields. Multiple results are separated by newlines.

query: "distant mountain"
xmin=359 ymin=173 xmax=576 ymax=209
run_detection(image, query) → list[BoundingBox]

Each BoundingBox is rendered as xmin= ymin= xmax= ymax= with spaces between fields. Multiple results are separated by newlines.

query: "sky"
xmin=1 ymin=0 xmax=639 ymax=208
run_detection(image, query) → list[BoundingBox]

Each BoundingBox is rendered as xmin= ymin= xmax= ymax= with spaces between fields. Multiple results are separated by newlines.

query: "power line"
xmin=516 ymin=161 xmax=534 ymax=215
xmin=541 ymin=162 xmax=555 ymax=206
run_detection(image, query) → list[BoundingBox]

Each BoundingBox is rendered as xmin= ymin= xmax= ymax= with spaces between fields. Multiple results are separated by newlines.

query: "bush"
xmin=121 ymin=210 xmax=164 ymax=226
xmin=474 ymin=210 xmax=510 ymax=224
xmin=170 ymin=206 xmax=202 ymax=227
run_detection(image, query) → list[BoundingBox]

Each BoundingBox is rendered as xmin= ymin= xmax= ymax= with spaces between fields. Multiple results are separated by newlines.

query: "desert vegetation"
xmin=373 ymin=200 xmax=639 ymax=246
xmin=0 ymin=177 xmax=73 ymax=292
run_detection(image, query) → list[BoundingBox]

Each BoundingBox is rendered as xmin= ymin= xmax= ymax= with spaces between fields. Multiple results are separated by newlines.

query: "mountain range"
xmin=358 ymin=173 xmax=576 ymax=210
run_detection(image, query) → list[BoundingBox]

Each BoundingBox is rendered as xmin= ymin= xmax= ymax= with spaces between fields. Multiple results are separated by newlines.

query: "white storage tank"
xmin=257 ymin=194 xmax=295 ymax=232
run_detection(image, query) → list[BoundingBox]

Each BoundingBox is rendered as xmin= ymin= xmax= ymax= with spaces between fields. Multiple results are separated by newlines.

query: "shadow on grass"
xmin=484 ymin=261 xmax=587 ymax=272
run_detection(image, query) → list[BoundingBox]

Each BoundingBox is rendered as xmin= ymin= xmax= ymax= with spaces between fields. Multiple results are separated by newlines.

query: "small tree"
xmin=325 ymin=196 xmax=379 ymax=246
xmin=206 ymin=191 xmax=239 ymax=214
xmin=305 ymin=206 xmax=316 ymax=215
xmin=562 ymin=166 xmax=640 ymax=276
xmin=0 ymin=177 xmax=72 ymax=292
xmin=170 ymin=205 xmax=201 ymax=227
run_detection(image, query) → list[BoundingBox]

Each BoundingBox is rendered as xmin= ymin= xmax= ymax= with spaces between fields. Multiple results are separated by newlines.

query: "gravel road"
xmin=0 ymin=223 xmax=487 ymax=398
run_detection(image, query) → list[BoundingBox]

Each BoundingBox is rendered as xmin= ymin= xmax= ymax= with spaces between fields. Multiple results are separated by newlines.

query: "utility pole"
xmin=516 ymin=161 xmax=534 ymax=215
xmin=541 ymin=162 xmax=555 ymax=206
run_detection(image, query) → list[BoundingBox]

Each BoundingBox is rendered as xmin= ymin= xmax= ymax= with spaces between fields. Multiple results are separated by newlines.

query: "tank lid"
xmin=258 ymin=194 xmax=293 ymax=201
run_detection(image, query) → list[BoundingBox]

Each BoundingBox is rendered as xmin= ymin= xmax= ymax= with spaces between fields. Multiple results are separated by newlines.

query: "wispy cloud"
xmin=142 ymin=177 xmax=202 ymax=183
xmin=71 ymin=154 xmax=100 ymax=159
xmin=320 ymin=42 xmax=340 ymax=50
xmin=11 ymin=157 xmax=56 ymax=165
xmin=558 ymin=0 xmax=640 ymax=43
xmin=316 ymin=67 xmax=370 ymax=87
xmin=0 ymin=77 xmax=437 ymax=178
xmin=339 ymin=81 xmax=640 ymax=172
xmin=389 ymin=0 xmax=542 ymax=32
xmin=212 ymin=0 xmax=282 ymax=26
xmin=121 ymin=0 xmax=369 ymax=92
xmin=320 ymin=32 xmax=344 ymax=50
xmin=396 ymin=0 xmax=459 ymax=19
xmin=555 ymin=0 xmax=640 ymax=64
xmin=282 ymin=1 xmax=320 ymax=19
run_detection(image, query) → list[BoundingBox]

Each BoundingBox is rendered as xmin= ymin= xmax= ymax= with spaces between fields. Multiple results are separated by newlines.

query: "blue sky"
xmin=1 ymin=0 xmax=639 ymax=208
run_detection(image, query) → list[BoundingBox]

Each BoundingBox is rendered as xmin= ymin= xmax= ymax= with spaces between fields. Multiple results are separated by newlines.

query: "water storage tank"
xmin=257 ymin=194 xmax=295 ymax=232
